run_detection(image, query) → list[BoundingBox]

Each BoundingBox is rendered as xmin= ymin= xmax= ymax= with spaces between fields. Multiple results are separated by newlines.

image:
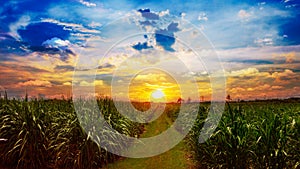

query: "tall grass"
xmin=1 ymin=94 xmax=299 ymax=169
xmin=0 ymin=96 xmax=143 ymax=169
xmin=189 ymin=101 xmax=300 ymax=168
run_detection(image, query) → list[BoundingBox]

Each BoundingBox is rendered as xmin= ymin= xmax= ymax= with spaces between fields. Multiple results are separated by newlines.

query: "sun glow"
xmin=128 ymin=69 xmax=181 ymax=102
xmin=151 ymin=89 xmax=165 ymax=99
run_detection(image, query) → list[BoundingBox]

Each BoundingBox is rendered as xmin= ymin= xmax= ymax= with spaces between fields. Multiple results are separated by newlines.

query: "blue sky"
xmin=0 ymin=0 xmax=299 ymax=100
xmin=1 ymin=0 xmax=299 ymax=51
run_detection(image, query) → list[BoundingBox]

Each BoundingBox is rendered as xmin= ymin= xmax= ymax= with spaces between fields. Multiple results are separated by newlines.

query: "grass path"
xmin=103 ymin=111 xmax=195 ymax=169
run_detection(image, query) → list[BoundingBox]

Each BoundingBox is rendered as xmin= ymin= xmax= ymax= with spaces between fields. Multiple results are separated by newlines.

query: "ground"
xmin=104 ymin=110 xmax=195 ymax=169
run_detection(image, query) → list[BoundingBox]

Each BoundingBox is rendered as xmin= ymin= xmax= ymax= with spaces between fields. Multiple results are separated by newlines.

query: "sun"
xmin=151 ymin=89 xmax=165 ymax=99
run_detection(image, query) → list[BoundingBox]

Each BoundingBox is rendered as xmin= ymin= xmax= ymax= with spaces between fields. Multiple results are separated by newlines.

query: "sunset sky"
xmin=0 ymin=0 xmax=299 ymax=101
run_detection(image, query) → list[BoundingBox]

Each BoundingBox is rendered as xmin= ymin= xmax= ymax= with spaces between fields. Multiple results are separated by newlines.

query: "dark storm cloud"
xmin=0 ymin=63 xmax=49 ymax=73
xmin=167 ymin=22 xmax=180 ymax=32
xmin=20 ymin=66 xmax=50 ymax=73
xmin=136 ymin=8 xmax=180 ymax=52
xmin=1 ymin=22 xmax=75 ymax=61
xmin=15 ymin=22 xmax=75 ymax=61
xmin=0 ymin=0 xmax=55 ymax=32
xmin=132 ymin=42 xmax=153 ymax=51
xmin=139 ymin=20 xmax=156 ymax=26
xmin=155 ymin=22 xmax=180 ymax=52
xmin=0 ymin=33 xmax=29 ymax=60
xmin=97 ymin=63 xmax=115 ymax=70
xmin=230 ymin=59 xmax=274 ymax=65
xmin=29 ymin=46 xmax=74 ymax=61
xmin=138 ymin=8 xmax=159 ymax=20
xmin=49 ymin=80 xmax=63 ymax=85
xmin=0 ymin=0 xmax=101 ymax=62
xmin=18 ymin=22 xmax=70 ymax=46
xmin=136 ymin=8 xmax=181 ymax=52
xmin=54 ymin=65 xmax=75 ymax=72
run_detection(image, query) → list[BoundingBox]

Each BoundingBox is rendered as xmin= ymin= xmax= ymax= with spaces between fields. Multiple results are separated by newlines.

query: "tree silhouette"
xmin=187 ymin=97 xmax=191 ymax=103
xmin=226 ymin=94 xmax=232 ymax=101
xmin=177 ymin=97 xmax=184 ymax=103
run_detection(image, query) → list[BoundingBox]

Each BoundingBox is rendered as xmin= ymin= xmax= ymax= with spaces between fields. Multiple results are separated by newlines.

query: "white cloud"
xmin=272 ymin=69 xmax=296 ymax=78
xmin=159 ymin=9 xmax=170 ymax=17
xmin=198 ymin=12 xmax=208 ymax=21
xmin=78 ymin=0 xmax=96 ymax=7
xmin=228 ymin=67 xmax=260 ymax=77
xmin=41 ymin=18 xmax=100 ymax=34
xmin=285 ymin=4 xmax=297 ymax=8
xmin=238 ymin=9 xmax=252 ymax=20
xmin=221 ymin=45 xmax=300 ymax=59
xmin=259 ymin=2 xmax=266 ymax=5
xmin=254 ymin=37 xmax=273 ymax=46
xmin=42 ymin=37 xmax=71 ymax=48
xmin=9 ymin=15 xmax=31 ymax=39
xmin=272 ymin=51 xmax=297 ymax=63
xmin=135 ymin=73 xmax=167 ymax=82
xmin=18 ymin=80 xmax=52 ymax=87
xmin=180 ymin=12 xmax=186 ymax=18
xmin=201 ymin=3 xmax=291 ymax=49
xmin=88 ymin=21 xmax=102 ymax=28
xmin=216 ymin=45 xmax=300 ymax=70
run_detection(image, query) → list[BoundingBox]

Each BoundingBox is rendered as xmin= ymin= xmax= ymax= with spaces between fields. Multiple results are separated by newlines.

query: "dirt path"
xmin=103 ymin=111 xmax=195 ymax=169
